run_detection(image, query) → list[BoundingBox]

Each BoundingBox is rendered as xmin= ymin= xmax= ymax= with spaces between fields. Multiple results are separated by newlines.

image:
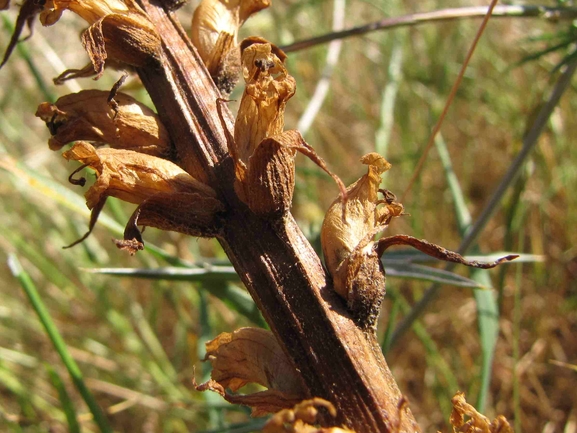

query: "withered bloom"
xmin=226 ymin=38 xmax=344 ymax=216
xmin=322 ymin=153 xmax=517 ymax=330
xmin=191 ymin=0 xmax=270 ymax=94
xmin=39 ymin=0 xmax=161 ymax=82
xmin=36 ymin=90 xmax=172 ymax=157
xmin=62 ymin=141 xmax=224 ymax=252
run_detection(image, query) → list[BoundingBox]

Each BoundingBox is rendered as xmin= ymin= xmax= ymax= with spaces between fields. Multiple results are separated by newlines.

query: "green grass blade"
xmin=86 ymin=267 xmax=265 ymax=326
xmin=384 ymin=261 xmax=485 ymax=288
xmin=7 ymin=254 xmax=113 ymax=433
xmin=46 ymin=365 xmax=81 ymax=433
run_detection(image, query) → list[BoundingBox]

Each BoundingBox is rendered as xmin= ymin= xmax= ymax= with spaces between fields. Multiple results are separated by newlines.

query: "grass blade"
xmin=46 ymin=365 xmax=81 ymax=433
xmin=7 ymin=254 xmax=113 ymax=433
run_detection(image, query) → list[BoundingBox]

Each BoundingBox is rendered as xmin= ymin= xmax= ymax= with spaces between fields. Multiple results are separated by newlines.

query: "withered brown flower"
xmin=191 ymin=0 xmax=270 ymax=93
xmin=62 ymin=141 xmax=224 ymax=251
xmin=36 ymin=90 xmax=172 ymax=157
xmin=39 ymin=0 xmax=161 ymax=82
xmin=226 ymin=38 xmax=344 ymax=216
xmin=321 ymin=153 xmax=517 ymax=330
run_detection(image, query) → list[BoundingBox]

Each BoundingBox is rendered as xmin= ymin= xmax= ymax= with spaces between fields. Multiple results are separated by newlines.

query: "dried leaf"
xmin=197 ymin=327 xmax=308 ymax=416
xmin=449 ymin=392 xmax=514 ymax=433
xmin=36 ymin=90 xmax=171 ymax=157
xmin=191 ymin=0 xmax=270 ymax=93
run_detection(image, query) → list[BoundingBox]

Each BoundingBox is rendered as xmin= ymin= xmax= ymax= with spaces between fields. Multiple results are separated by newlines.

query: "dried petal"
xmin=450 ymin=392 xmax=514 ymax=433
xmin=39 ymin=0 xmax=130 ymax=26
xmin=116 ymin=191 xmax=225 ymax=254
xmin=36 ymin=90 xmax=171 ymax=157
xmin=191 ymin=0 xmax=270 ymax=93
xmin=197 ymin=327 xmax=308 ymax=416
xmin=0 ymin=0 xmax=10 ymax=10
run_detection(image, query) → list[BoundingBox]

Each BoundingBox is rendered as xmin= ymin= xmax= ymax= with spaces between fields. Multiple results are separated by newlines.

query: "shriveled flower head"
xmin=61 ymin=141 xmax=224 ymax=251
xmin=321 ymin=153 xmax=403 ymax=299
xmin=36 ymin=90 xmax=172 ymax=157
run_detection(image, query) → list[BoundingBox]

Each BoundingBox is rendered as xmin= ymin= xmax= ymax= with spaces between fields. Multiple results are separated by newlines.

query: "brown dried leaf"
xmin=449 ymin=392 xmax=514 ymax=433
xmin=197 ymin=327 xmax=308 ymax=415
xmin=36 ymin=90 xmax=171 ymax=157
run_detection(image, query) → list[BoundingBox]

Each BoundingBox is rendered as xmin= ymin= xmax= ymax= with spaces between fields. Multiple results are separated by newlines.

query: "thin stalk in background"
xmin=7 ymin=254 xmax=113 ymax=433
xmin=281 ymin=5 xmax=577 ymax=53
xmin=297 ymin=0 xmax=346 ymax=136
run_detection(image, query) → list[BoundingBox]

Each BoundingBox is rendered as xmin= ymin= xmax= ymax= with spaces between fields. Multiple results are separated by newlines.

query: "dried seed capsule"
xmin=36 ymin=90 xmax=172 ymax=157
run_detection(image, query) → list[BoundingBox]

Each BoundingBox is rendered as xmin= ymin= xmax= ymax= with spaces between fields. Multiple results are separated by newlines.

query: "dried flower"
xmin=196 ymin=327 xmax=308 ymax=416
xmin=321 ymin=153 xmax=517 ymax=330
xmin=36 ymin=90 xmax=172 ymax=157
xmin=38 ymin=0 xmax=161 ymax=81
xmin=450 ymin=392 xmax=513 ymax=433
xmin=191 ymin=0 xmax=270 ymax=93
xmin=62 ymin=141 xmax=224 ymax=250
xmin=222 ymin=38 xmax=345 ymax=215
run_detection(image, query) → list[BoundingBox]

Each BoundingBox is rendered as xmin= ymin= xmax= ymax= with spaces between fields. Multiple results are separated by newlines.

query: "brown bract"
xmin=38 ymin=0 xmax=160 ymax=82
xmin=61 ymin=141 xmax=224 ymax=250
xmin=449 ymin=392 xmax=513 ymax=433
xmin=36 ymin=90 xmax=171 ymax=157
xmin=196 ymin=327 xmax=308 ymax=416
xmin=191 ymin=0 xmax=270 ymax=94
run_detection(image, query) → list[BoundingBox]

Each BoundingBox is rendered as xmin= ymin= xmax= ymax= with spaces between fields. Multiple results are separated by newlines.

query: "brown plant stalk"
xmin=135 ymin=0 xmax=419 ymax=431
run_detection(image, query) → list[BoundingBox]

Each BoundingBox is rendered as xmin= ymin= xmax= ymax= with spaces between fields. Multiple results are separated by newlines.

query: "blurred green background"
xmin=1 ymin=0 xmax=576 ymax=431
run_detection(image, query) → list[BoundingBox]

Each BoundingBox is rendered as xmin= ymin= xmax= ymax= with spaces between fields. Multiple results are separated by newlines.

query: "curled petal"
xmin=39 ymin=0 xmax=131 ymax=26
xmin=36 ymin=90 xmax=171 ymax=157
xmin=321 ymin=153 xmax=403 ymax=294
xmin=450 ymin=392 xmax=513 ymax=433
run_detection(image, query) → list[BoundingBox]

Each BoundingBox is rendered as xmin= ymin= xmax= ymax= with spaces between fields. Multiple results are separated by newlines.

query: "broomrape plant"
xmin=1 ymin=0 xmax=518 ymax=431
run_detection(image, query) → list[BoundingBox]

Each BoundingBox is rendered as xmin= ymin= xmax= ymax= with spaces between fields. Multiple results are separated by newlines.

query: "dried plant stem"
xmin=281 ymin=5 xmax=577 ymax=53
xmin=136 ymin=1 xmax=420 ymax=431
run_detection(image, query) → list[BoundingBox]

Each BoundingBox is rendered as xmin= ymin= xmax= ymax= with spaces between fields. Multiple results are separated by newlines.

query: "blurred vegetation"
xmin=1 ymin=0 xmax=576 ymax=432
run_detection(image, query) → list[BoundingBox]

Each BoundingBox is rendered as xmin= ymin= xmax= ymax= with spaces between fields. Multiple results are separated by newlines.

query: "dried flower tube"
xmin=36 ymin=90 xmax=172 ymax=157
xmin=62 ymin=141 xmax=224 ymax=249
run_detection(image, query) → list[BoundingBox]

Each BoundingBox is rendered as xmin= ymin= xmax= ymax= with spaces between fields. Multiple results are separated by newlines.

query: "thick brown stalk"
xmin=137 ymin=1 xmax=420 ymax=431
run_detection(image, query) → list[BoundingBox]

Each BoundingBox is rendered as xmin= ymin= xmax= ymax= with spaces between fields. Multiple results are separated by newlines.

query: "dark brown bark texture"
xmin=136 ymin=1 xmax=421 ymax=431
